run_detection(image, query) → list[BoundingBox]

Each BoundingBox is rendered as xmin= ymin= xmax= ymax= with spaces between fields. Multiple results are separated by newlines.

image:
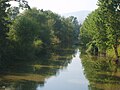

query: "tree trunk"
xmin=113 ymin=32 xmax=119 ymax=59
xmin=113 ymin=44 xmax=119 ymax=59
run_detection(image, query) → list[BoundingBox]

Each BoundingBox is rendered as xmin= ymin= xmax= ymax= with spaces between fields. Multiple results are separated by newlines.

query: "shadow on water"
xmin=0 ymin=45 xmax=77 ymax=90
xmin=81 ymin=54 xmax=120 ymax=90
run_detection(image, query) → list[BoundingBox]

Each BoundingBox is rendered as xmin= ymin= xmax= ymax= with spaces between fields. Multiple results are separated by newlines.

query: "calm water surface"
xmin=1 ymin=48 xmax=120 ymax=90
xmin=81 ymin=54 xmax=120 ymax=90
xmin=37 ymin=50 xmax=89 ymax=90
xmin=0 ymin=49 xmax=89 ymax=90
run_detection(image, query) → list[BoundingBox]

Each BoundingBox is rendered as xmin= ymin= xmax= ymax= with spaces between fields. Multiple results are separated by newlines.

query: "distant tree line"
xmin=80 ymin=0 xmax=120 ymax=59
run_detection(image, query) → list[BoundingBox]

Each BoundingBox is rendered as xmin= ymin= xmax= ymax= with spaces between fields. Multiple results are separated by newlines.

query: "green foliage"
xmin=0 ymin=0 xmax=31 ymax=62
xmin=13 ymin=16 xmax=39 ymax=43
xmin=33 ymin=40 xmax=43 ymax=48
xmin=80 ymin=0 xmax=120 ymax=57
xmin=8 ymin=14 xmax=40 ymax=59
xmin=97 ymin=0 xmax=120 ymax=57
xmin=0 ymin=0 xmax=80 ymax=63
xmin=0 ymin=0 xmax=11 ymax=61
xmin=5 ymin=8 xmax=80 ymax=61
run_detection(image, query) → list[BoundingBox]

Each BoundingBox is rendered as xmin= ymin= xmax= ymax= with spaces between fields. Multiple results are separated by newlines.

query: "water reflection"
xmin=0 ymin=46 xmax=87 ymax=90
xmin=37 ymin=50 xmax=89 ymax=90
xmin=81 ymin=55 xmax=120 ymax=90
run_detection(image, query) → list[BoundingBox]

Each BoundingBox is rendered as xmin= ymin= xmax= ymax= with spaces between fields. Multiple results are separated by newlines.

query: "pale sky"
xmin=27 ymin=0 xmax=98 ymax=14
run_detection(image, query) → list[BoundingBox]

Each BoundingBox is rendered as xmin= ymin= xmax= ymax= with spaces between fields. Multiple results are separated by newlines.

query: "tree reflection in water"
xmin=81 ymin=55 xmax=120 ymax=90
xmin=0 ymin=45 xmax=77 ymax=90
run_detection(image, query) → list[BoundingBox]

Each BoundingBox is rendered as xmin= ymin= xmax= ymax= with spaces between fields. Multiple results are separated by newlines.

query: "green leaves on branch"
xmin=80 ymin=0 xmax=120 ymax=57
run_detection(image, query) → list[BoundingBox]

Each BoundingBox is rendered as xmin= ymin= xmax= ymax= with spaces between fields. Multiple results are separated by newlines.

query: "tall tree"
xmin=0 ymin=0 xmax=11 ymax=61
xmin=8 ymin=13 xmax=40 ymax=59
xmin=0 ymin=0 xmax=30 ymax=61
xmin=98 ymin=0 xmax=120 ymax=58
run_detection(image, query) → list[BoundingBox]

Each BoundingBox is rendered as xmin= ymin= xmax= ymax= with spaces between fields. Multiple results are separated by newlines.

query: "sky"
xmin=26 ymin=0 xmax=98 ymax=14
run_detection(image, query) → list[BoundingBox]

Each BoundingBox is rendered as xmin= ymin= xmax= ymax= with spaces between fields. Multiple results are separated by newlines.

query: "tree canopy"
xmin=80 ymin=0 xmax=120 ymax=58
xmin=0 ymin=0 xmax=80 ymax=63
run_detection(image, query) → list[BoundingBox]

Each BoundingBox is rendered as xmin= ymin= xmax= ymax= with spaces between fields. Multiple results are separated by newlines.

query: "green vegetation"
xmin=0 ymin=2 xmax=80 ymax=88
xmin=80 ymin=1 xmax=120 ymax=89
xmin=1 ymin=0 xmax=120 ymax=89
xmin=80 ymin=0 xmax=120 ymax=59
xmin=0 ymin=0 xmax=80 ymax=64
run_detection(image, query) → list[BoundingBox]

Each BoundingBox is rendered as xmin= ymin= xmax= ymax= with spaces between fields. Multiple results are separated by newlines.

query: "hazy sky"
xmin=10 ymin=0 xmax=98 ymax=14
xmin=26 ymin=0 xmax=98 ymax=14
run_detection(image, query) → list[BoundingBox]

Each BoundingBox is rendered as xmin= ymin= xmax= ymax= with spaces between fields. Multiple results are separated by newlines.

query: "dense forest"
xmin=80 ymin=0 xmax=120 ymax=60
xmin=0 ymin=0 xmax=80 ymax=65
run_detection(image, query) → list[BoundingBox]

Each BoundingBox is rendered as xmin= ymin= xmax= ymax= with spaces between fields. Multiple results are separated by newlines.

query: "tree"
xmin=80 ymin=11 xmax=97 ymax=51
xmin=0 ymin=0 xmax=30 ymax=62
xmin=98 ymin=0 xmax=120 ymax=58
xmin=80 ymin=0 xmax=120 ymax=57
xmin=7 ymin=7 xmax=80 ymax=60
xmin=8 ymin=12 xmax=40 ymax=59
xmin=0 ymin=0 xmax=11 ymax=61
xmin=92 ymin=8 xmax=109 ymax=56
xmin=7 ymin=0 xmax=30 ymax=20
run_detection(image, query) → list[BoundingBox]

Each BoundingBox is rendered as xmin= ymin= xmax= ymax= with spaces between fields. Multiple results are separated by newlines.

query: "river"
xmin=0 ymin=49 xmax=90 ymax=90
xmin=36 ymin=50 xmax=89 ymax=90
xmin=1 ymin=48 xmax=120 ymax=90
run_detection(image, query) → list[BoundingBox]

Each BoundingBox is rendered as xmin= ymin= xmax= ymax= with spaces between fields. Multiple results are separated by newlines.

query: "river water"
xmin=0 ymin=49 xmax=90 ymax=90
xmin=36 ymin=50 xmax=89 ymax=90
xmin=1 ymin=48 xmax=120 ymax=90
